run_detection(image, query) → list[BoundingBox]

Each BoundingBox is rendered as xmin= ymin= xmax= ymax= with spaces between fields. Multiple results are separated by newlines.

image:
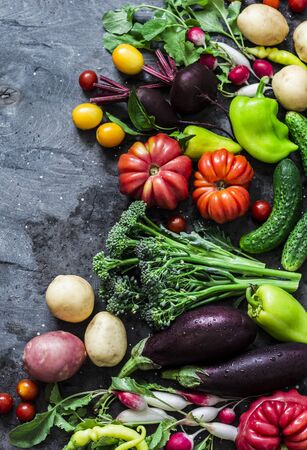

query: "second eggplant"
xmin=118 ymin=305 xmax=257 ymax=377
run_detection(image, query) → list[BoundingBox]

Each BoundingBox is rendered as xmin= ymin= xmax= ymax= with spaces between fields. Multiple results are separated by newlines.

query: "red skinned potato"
xmin=23 ymin=331 xmax=86 ymax=383
xmin=118 ymin=133 xmax=192 ymax=210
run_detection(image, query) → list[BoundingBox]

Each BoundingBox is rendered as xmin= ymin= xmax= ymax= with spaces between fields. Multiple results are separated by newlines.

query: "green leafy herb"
xmin=103 ymin=32 xmax=147 ymax=53
xmin=54 ymin=414 xmax=75 ymax=433
xmin=141 ymin=18 xmax=170 ymax=41
xmin=227 ymin=1 xmax=242 ymax=35
xmin=195 ymin=433 xmax=214 ymax=450
xmin=163 ymin=28 xmax=204 ymax=66
xmin=48 ymin=383 xmax=62 ymax=405
xmin=74 ymin=419 xmax=104 ymax=432
xmin=102 ymin=7 xmax=135 ymax=35
xmin=111 ymin=377 xmax=177 ymax=397
xmin=147 ymin=420 xmax=176 ymax=450
xmin=61 ymin=394 xmax=93 ymax=412
xmin=9 ymin=410 xmax=57 ymax=449
xmin=128 ymin=90 xmax=156 ymax=131
xmin=105 ymin=112 xmax=140 ymax=136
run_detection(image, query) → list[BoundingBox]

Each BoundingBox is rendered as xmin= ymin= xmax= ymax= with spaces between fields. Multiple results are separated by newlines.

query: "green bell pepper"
xmin=247 ymin=285 xmax=307 ymax=343
xmin=230 ymin=78 xmax=298 ymax=163
xmin=183 ymin=125 xmax=242 ymax=160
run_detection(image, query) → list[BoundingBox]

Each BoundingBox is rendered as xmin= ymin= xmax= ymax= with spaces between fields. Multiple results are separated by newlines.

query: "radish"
xmin=199 ymin=54 xmax=218 ymax=70
xmin=166 ymin=430 xmax=205 ymax=450
xmin=252 ymin=60 xmax=274 ymax=78
xmin=114 ymin=391 xmax=147 ymax=411
xmin=186 ymin=28 xmax=206 ymax=47
xmin=218 ymin=407 xmax=236 ymax=425
xmin=177 ymin=391 xmax=227 ymax=407
xmin=144 ymin=391 xmax=190 ymax=411
xmin=117 ymin=406 xmax=171 ymax=424
xmin=214 ymin=42 xmax=254 ymax=73
xmin=181 ymin=405 xmax=229 ymax=426
xmin=228 ymin=65 xmax=250 ymax=85
xmin=205 ymin=422 xmax=238 ymax=441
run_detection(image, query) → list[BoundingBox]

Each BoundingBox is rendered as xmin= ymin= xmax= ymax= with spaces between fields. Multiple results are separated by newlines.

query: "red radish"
xmin=177 ymin=391 xmax=227 ymax=407
xmin=218 ymin=407 xmax=236 ymax=425
xmin=115 ymin=391 xmax=147 ymax=411
xmin=228 ymin=66 xmax=250 ymax=85
xmin=187 ymin=28 xmax=206 ymax=46
xmin=252 ymin=60 xmax=274 ymax=78
xmin=181 ymin=405 xmax=234 ymax=426
xmin=145 ymin=391 xmax=190 ymax=411
xmin=166 ymin=430 xmax=205 ymax=450
xmin=199 ymin=54 xmax=218 ymax=70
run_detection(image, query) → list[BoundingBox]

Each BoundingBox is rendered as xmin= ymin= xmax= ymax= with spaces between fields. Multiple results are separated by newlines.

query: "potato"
xmin=85 ymin=312 xmax=127 ymax=367
xmin=46 ymin=275 xmax=94 ymax=323
xmin=23 ymin=331 xmax=87 ymax=382
xmin=294 ymin=21 xmax=307 ymax=63
xmin=237 ymin=4 xmax=289 ymax=46
xmin=272 ymin=66 xmax=307 ymax=112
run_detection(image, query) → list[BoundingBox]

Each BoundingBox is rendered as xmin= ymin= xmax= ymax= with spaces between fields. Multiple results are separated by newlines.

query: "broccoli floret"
xmin=103 ymin=275 xmax=145 ymax=316
xmin=93 ymin=252 xmax=137 ymax=281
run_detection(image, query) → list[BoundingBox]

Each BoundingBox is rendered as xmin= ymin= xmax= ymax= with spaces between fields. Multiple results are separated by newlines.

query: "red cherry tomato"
xmin=79 ymin=70 xmax=98 ymax=91
xmin=166 ymin=215 xmax=187 ymax=233
xmin=251 ymin=200 xmax=272 ymax=222
xmin=16 ymin=379 xmax=39 ymax=402
xmin=288 ymin=0 xmax=306 ymax=12
xmin=16 ymin=403 xmax=36 ymax=422
xmin=0 ymin=393 xmax=14 ymax=414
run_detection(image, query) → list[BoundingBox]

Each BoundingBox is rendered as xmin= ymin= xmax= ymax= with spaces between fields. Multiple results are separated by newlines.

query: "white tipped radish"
xmin=177 ymin=391 xmax=228 ymax=407
xmin=205 ymin=422 xmax=238 ymax=442
xmin=228 ymin=65 xmax=250 ymax=85
xmin=233 ymin=82 xmax=271 ymax=98
xmin=218 ymin=407 xmax=236 ymax=425
xmin=117 ymin=407 xmax=171 ymax=425
xmin=181 ymin=406 xmax=223 ymax=426
xmin=252 ymin=60 xmax=274 ymax=78
xmin=145 ymin=391 xmax=190 ymax=411
xmin=115 ymin=391 xmax=147 ymax=411
xmin=215 ymin=42 xmax=255 ymax=74
xmin=187 ymin=28 xmax=206 ymax=47
xmin=166 ymin=430 xmax=205 ymax=450
xmin=199 ymin=54 xmax=218 ymax=70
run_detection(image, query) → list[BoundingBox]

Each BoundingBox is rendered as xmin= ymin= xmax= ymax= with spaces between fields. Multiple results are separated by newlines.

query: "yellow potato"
xmin=294 ymin=21 xmax=307 ymax=63
xmin=237 ymin=4 xmax=289 ymax=46
xmin=272 ymin=66 xmax=307 ymax=112
xmin=85 ymin=312 xmax=127 ymax=367
xmin=46 ymin=275 xmax=94 ymax=323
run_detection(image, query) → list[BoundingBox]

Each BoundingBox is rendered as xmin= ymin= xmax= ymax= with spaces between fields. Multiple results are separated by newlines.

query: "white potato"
xmin=46 ymin=275 xmax=95 ymax=323
xmin=294 ymin=21 xmax=307 ymax=63
xmin=272 ymin=66 xmax=307 ymax=112
xmin=85 ymin=312 xmax=127 ymax=367
xmin=237 ymin=4 xmax=289 ymax=46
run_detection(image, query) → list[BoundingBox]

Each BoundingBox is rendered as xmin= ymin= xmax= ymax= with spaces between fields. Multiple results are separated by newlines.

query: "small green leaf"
xmin=105 ymin=112 xmax=140 ymax=136
xmin=147 ymin=420 xmax=176 ymax=450
xmin=102 ymin=7 xmax=135 ymax=35
xmin=49 ymin=383 xmax=62 ymax=405
xmin=74 ymin=419 xmax=103 ymax=432
xmin=170 ymin=131 xmax=195 ymax=148
xmin=227 ymin=1 xmax=242 ymax=35
xmin=54 ymin=414 xmax=75 ymax=432
xmin=128 ymin=90 xmax=156 ymax=131
xmin=61 ymin=394 xmax=93 ymax=412
xmin=91 ymin=437 xmax=119 ymax=449
xmin=162 ymin=28 xmax=203 ymax=66
xmin=9 ymin=410 xmax=57 ymax=449
xmin=103 ymin=32 xmax=147 ymax=53
xmin=141 ymin=18 xmax=169 ymax=41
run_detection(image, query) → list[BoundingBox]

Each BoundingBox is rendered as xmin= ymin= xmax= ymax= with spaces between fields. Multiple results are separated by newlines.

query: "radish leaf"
xmin=102 ymin=7 xmax=135 ymax=35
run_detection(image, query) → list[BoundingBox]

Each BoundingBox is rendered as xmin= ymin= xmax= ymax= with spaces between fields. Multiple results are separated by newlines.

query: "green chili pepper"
xmin=246 ymin=285 xmax=307 ymax=344
xmin=247 ymin=47 xmax=306 ymax=69
xmin=65 ymin=424 xmax=148 ymax=450
xmin=183 ymin=125 xmax=242 ymax=160
xmin=229 ymin=78 xmax=298 ymax=163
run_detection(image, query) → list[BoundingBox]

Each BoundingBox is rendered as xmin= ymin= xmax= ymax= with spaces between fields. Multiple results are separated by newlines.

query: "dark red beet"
xmin=136 ymin=88 xmax=178 ymax=128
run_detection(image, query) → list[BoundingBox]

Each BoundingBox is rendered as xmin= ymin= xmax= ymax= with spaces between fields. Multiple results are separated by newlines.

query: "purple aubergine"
xmin=163 ymin=343 xmax=307 ymax=397
xmin=118 ymin=305 xmax=257 ymax=378
xmin=170 ymin=63 xmax=218 ymax=114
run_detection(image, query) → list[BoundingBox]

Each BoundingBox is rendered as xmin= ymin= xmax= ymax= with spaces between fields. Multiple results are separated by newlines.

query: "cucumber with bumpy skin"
xmin=240 ymin=159 xmax=302 ymax=254
xmin=285 ymin=112 xmax=307 ymax=177
xmin=282 ymin=213 xmax=307 ymax=271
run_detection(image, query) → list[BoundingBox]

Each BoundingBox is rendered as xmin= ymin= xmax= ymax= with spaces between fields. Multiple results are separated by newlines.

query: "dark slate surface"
xmin=0 ymin=1 xmax=306 ymax=449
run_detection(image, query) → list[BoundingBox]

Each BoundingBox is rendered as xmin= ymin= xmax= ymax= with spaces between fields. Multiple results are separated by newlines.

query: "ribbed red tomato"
xmin=192 ymin=149 xmax=254 ymax=224
xmin=118 ymin=134 xmax=192 ymax=210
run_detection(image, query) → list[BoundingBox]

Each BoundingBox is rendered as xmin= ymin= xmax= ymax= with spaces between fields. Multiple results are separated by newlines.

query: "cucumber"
xmin=285 ymin=112 xmax=307 ymax=177
xmin=240 ymin=159 xmax=302 ymax=254
xmin=282 ymin=213 xmax=307 ymax=271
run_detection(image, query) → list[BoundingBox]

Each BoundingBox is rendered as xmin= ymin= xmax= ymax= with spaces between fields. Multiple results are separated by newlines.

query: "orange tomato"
xmin=263 ymin=0 xmax=280 ymax=8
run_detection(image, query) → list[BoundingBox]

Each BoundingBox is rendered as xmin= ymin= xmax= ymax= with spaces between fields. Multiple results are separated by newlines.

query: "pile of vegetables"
xmin=4 ymin=1 xmax=307 ymax=450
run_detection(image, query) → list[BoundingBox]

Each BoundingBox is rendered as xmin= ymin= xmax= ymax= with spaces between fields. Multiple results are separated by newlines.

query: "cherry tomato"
xmin=288 ymin=0 xmax=306 ymax=12
xmin=263 ymin=0 xmax=280 ymax=8
xmin=166 ymin=215 xmax=187 ymax=233
xmin=72 ymin=103 xmax=103 ymax=130
xmin=251 ymin=200 xmax=272 ymax=222
xmin=96 ymin=122 xmax=125 ymax=148
xmin=0 ymin=393 xmax=14 ymax=415
xmin=16 ymin=379 xmax=39 ymax=402
xmin=79 ymin=70 xmax=98 ymax=91
xmin=16 ymin=403 xmax=36 ymax=422
xmin=112 ymin=44 xmax=144 ymax=75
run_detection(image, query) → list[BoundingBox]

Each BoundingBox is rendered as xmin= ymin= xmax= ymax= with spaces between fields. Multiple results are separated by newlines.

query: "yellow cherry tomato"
xmin=96 ymin=123 xmax=126 ymax=148
xmin=72 ymin=103 xmax=103 ymax=130
xmin=112 ymin=44 xmax=144 ymax=75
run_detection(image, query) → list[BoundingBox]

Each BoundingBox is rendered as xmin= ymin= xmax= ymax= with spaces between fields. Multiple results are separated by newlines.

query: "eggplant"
xmin=118 ymin=305 xmax=257 ymax=378
xmin=163 ymin=343 xmax=307 ymax=397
